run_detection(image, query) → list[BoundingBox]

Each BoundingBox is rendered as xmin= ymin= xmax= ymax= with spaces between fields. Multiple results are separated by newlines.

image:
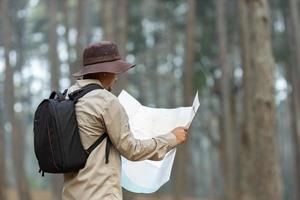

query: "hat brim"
xmin=72 ymin=59 xmax=135 ymax=78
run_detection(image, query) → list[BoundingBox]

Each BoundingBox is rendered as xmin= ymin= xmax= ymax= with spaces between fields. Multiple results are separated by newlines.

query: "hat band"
xmin=83 ymin=55 xmax=121 ymax=66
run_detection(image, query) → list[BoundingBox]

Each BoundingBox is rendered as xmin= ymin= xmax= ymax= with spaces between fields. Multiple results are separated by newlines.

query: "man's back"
xmin=63 ymin=79 xmax=123 ymax=200
xmin=62 ymin=79 xmax=177 ymax=200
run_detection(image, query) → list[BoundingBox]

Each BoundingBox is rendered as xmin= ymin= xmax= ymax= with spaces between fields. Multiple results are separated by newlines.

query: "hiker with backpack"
xmin=34 ymin=41 xmax=188 ymax=200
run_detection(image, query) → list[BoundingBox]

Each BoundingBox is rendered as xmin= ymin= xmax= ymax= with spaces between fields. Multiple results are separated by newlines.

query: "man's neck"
xmin=98 ymin=79 xmax=111 ymax=91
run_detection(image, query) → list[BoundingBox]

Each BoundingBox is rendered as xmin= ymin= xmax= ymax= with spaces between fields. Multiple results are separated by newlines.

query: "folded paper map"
xmin=118 ymin=90 xmax=200 ymax=193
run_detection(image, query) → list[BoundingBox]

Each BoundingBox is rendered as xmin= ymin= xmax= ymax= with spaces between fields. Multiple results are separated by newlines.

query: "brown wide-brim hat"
xmin=72 ymin=41 xmax=135 ymax=78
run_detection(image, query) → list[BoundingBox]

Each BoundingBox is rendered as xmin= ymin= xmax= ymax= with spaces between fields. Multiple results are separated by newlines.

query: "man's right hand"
xmin=171 ymin=127 xmax=188 ymax=144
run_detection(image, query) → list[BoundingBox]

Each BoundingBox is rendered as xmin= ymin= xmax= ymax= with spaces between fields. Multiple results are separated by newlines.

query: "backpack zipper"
xmin=50 ymin=101 xmax=65 ymax=170
xmin=47 ymin=123 xmax=59 ymax=171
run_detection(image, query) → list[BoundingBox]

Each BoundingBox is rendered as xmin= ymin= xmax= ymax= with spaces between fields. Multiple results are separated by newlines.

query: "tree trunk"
xmin=49 ymin=0 xmax=60 ymax=90
xmin=286 ymin=57 xmax=300 ymax=200
xmin=1 ymin=0 xmax=31 ymax=199
xmin=102 ymin=0 xmax=116 ymax=41
xmin=0 ymin=2 xmax=7 ymax=196
xmin=15 ymin=19 xmax=25 ymax=72
xmin=284 ymin=2 xmax=300 ymax=199
xmin=137 ymin=55 xmax=148 ymax=105
xmin=238 ymin=1 xmax=256 ymax=200
xmin=0 ymin=101 xmax=5 ymax=200
xmin=183 ymin=0 xmax=195 ymax=105
xmin=62 ymin=0 xmax=72 ymax=81
xmin=216 ymin=0 xmax=236 ymax=199
xmin=289 ymin=0 xmax=300 ymax=93
xmin=168 ymin=23 xmax=177 ymax=108
xmin=123 ymin=189 xmax=136 ymax=200
xmin=114 ymin=0 xmax=129 ymax=95
xmin=49 ymin=0 xmax=64 ymax=198
xmin=71 ymin=0 xmax=86 ymax=78
xmin=174 ymin=0 xmax=195 ymax=199
xmin=248 ymin=1 xmax=283 ymax=200
xmin=150 ymin=56 xmax=160 ymax=106
xmin=116 ymin=0 xmax=128 ymax=57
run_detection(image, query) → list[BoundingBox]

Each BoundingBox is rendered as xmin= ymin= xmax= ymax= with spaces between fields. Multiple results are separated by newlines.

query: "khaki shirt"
xmin=62 ymin=79 xmax=177 ymax=200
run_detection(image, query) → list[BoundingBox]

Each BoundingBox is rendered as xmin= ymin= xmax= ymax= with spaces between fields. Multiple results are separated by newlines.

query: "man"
xmin=62 ymin=41 xmax=188 ymax=200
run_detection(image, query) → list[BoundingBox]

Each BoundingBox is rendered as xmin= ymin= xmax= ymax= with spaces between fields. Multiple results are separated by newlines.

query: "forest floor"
xmin=5 ymin=188 xmax=218 ymax=200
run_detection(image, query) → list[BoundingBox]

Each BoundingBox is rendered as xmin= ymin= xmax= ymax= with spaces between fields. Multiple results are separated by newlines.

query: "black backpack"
xmin=33 ymin=84 xmax=111 ymax=176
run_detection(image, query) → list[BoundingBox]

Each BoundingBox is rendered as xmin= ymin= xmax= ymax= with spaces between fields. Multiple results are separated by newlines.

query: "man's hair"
xmin=82 ymin=73 xmax=102 ymax=79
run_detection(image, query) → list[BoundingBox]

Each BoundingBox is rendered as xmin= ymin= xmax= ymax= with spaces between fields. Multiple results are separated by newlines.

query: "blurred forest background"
xmin=0 ymin=0 xmax=299 ymax=200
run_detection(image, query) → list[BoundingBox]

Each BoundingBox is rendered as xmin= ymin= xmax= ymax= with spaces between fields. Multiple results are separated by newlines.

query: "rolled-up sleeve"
xmin=101 ymin=97 xmax=177 ymax=161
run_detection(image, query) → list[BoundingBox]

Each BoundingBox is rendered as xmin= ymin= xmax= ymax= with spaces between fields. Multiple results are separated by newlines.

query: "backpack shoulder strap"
xmin=86 ymin=133 xmax=107 ymax=155
xmin=69 ymin=83 xmax=112 ymax=163
xmin=86 ymin=133 xmax=111 ymax=164
xmin=69 ymin=83 xmax=103 ymax=103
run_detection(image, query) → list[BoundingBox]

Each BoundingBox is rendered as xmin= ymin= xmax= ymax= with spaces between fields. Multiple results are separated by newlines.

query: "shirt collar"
xmin=75 ymin=79 xmax=105 ymax=89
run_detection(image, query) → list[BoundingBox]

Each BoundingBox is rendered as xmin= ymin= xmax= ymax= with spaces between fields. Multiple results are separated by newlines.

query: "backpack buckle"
xmin=68 ymin=88 xmax=84 ymax=100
